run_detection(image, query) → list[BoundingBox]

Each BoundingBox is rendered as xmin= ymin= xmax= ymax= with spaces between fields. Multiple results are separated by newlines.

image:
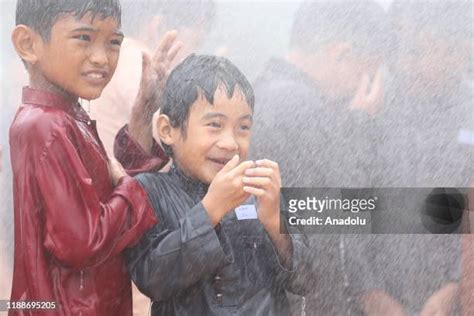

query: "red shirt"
xmin=9 ymin=87 xmax=166 ymax=316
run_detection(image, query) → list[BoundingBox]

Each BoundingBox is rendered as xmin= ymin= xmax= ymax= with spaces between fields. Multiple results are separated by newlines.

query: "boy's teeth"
xmin=87 ymin=73 xmax=103 ymax=79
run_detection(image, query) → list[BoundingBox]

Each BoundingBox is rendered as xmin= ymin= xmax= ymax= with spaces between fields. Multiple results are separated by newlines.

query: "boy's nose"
xmin=88 ymin=46 xmax=109 ymax=67
xmin=217 ymin=132 xmax=239 ymax=152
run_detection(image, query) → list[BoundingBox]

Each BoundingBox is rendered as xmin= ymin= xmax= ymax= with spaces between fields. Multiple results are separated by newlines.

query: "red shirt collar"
xmin=22 ymin=86 xmax=91 ymax=123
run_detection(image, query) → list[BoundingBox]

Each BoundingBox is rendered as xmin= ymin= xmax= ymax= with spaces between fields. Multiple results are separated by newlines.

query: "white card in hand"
xmin=235 ymin=204 xmax=258 ymax=220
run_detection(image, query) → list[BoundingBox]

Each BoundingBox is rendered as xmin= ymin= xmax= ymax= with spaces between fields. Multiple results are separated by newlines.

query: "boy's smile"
xmin=166 ymin=86 xmax=253 ymax=184
xmin=31 ymin=12 xmax=123 ymax=102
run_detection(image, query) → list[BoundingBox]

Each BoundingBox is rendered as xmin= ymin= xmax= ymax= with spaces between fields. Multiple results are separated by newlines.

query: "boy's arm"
xmin=36 ymin=131 xmax=157 ymax=269
xmin=128 ymin=31 xmax=181 ymax=154
xmin=114 ymin=124 xmax=169 ymax=176
xmin=114 ymin=32 xmax=181 ymax=172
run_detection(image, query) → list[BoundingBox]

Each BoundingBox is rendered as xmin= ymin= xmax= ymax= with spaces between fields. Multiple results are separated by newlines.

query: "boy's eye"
xmin=110 ymin=38 xmax=123 ymax=46
xmin=75 ymin=34 xmax=91 ymax=41
xmin=207 ymin=122 xmax=221 ymax=128
xmin=239 ymin=125 xmax=251 ymax=131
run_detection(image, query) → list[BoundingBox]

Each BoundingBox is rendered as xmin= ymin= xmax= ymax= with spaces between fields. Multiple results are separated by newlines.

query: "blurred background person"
xmin=249 ymin=1 xmax=388 ymax=315
xmin=250 ymin=0 xmax=387 ymax=188
xmin=377 ymin=0 xmax=473 ymax=188
xmin=358 ymin=1 xmax=473 ymax=315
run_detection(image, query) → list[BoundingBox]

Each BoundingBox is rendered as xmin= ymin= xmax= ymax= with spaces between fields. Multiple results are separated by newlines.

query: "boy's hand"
xmin=108 ymin=158 xmax=127 ymax=186
xmin=350 ymin=67 xmax=384 ymax=117
xmin=242 ymin=159 xmax=293 ymax=268
xmin=242 ymin=159 xmax=282 ymax=228
xmin=202 ymin=155 xmax=255 ymax=226
xmin=129 ymin=31 xmax=183 ymax=153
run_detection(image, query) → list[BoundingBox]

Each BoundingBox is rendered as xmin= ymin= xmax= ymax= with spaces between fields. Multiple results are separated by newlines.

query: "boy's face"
xmin=394 ymin=31 xmax=471 ymax=97
xmin=304 ymin=44 xmax=381 ymax=100
xmin=34 ymin=12 xmax=123 ymax=100
xmin=169 ymin=86 xmax=253 ymax=184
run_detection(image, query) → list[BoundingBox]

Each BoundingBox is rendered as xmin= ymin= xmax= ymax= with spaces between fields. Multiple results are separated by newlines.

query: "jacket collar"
xmin=22 ymin=86 xmax=92 ymax=124
xmin=169 ymin=164 xmax=209 ymax=199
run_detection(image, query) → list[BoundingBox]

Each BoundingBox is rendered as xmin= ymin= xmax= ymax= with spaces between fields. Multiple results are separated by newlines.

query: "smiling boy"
xmin=8 ymin=1 xmax=169 ymax=315
xmin=127 ymin=55 xmax=308 ymax=316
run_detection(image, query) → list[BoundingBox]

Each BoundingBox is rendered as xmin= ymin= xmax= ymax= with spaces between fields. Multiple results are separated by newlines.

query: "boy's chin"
xmin=78 ymin=89 xmax=103 ymax=101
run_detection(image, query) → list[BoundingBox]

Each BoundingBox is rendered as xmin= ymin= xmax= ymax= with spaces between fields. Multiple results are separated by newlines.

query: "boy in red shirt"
xmin=9 ymin=1 xmax=172 ymax=314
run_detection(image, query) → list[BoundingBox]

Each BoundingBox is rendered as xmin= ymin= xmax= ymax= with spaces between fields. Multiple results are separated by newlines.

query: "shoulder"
xmin=134 ymin=172 xmax=180 ymax=202
xmin=133 ymin=172 xmax=188 ymax=225
xmin=135 ymin=172 xmax=171 ymax=189
xmin=9 ymin=105 xmax=73 ymax=156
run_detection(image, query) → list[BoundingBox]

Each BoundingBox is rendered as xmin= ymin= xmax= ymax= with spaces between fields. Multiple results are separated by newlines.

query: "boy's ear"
xmin=11 ymin=25 xmax=41 ymax=66
xmin=157 ymin=114 xmax=176 ymax=146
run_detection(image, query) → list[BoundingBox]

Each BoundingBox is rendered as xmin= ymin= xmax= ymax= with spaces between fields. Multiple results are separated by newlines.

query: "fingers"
xmin=242 ymin=176 xmax=272 ymax=187
xmin=245 ymin=159 xmax=279 ymax=174
xmin=243 ymin=159 xmax=281 ymax=190
xmin=152 ymin=30 xmax=178 ymax=65
xmin=367 ymin=67 xmax=384 ymax=101
xmin=220 ymin=154 xmax=240 ymax=173
xmin=245 ymin=167 xmax=272 ymax=177
xmin=228 ymin=160 xmax=256 ymax=178
xmin=243 ymin=173 xmax=280 ymax=191
xmin=245 ymin=160 xmax=281 ymax=184
xmin=139 ymin=52 xmax=153 ymax=90
xmin=167 ymin=41 xmax=183 ymax=65
xmin=243 ymin=186 xmax=265 ymax=196
xmin=357 ymin=73 xmax=370 ymax=96
xmin=256 ymin=159 xmax=279 ymax=170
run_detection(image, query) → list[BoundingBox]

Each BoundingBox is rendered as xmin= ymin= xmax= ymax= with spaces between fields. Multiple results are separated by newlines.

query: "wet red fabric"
xmin=8 ymin=87 xmax=165 ymax=316
xmin=114 ymin=125 xmax=169 ymax=177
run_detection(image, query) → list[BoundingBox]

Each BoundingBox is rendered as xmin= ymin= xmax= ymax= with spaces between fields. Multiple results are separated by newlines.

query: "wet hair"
xmin=290 ymin=0 xmax=387 ymax=56
xmin=121 ymin=0 xmax=215 ymax=36
xmin=15 ymin=0 xmax=121 ymax=41
xmin=160 ymin=54 xmax=254 ymax=155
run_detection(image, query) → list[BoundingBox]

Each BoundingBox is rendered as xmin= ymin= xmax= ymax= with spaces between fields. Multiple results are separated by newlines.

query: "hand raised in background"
xmin=350 ymin=67 xmax=384 ymax=117
xmin=129 ymin=31 xmax=183 ymax=153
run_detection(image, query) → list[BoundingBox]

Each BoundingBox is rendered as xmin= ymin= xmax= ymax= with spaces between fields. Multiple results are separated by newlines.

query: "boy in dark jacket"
xmin=127 ymin=54 xmax=308 ymax=316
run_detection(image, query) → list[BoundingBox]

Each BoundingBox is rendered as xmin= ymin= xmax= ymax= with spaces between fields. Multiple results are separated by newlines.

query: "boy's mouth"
xmin=208 ymin=157 xmax=232 ymax=168
xmin=82 ymin=70 xmax=109 ymax=84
